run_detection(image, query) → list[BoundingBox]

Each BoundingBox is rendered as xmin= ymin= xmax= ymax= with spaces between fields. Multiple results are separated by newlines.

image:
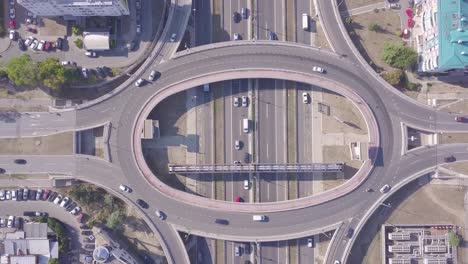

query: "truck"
xmin=253 ymin=215 xmax=265 ymax=221
xmin=243 ymin=118 xmax=249 ymax=133
xmin=302 ymin=13 xmax=309 ymax=30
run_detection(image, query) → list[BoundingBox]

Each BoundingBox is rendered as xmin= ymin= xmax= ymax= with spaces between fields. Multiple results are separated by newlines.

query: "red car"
xmin=405 ymin=8 xmax=413 ymax=17
xmin=42 ymin=189 xmax=51 ymax=200
xmin=407 ymin=18 xmax=414 ymax=27
xmin=9 ymin=20 xmax=15 ymax=29
xmin=235 ymin=197 xmax=243 ymax=202
xmin=44 ymin=41 xmax=51 ymax=51
xmin=26 ymin=27 xmax=37 ymax=34
xmin=455 ymin=116 xmax=467 ymax=123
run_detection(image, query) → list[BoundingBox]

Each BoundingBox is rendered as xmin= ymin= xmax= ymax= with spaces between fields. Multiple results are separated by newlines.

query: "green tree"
xmin=37 ymin=58 xmax=79 ymax=90
xmin=381 ymin=43 xmax=418 ymax=70
xmin=106 ymin=210 xmax=124 ymax=229
xmin=449 ymin=231 xmax=461 ymax=247
xmin=72 ymin=25 xmax=82 ymax=35
xmin=74 ymin=38 xmax=83 ymax=49
xmin=0 ymin=69 xmax=7 ymax=79
xmin=345 ymin=16 xmax=353 ymax=25
xmin=382 ymin=69 xmax=404 ymax=85
xmin=48 ymin=259 xmax=59 ymax=264
xmin=368 ymin=22 xmax=380 ymax=32
xmin=104 ymin=193 xmax=115 ymax=208
xmin=6 ymin=54 xmax=38 ymax=87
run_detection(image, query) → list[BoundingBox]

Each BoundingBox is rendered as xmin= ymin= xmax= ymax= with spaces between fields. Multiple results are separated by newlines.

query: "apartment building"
xmin=17 ymin=0 xmax=129 ymax=17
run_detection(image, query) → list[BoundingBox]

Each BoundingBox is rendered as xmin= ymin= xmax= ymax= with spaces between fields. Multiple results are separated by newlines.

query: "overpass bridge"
xmin=168 ymin=163 xmax=344 ymax=174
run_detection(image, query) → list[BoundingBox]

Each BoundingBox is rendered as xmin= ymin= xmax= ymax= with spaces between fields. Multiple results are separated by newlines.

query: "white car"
xmin=53 ymin=194 xmax=63 ymax=204
xmin=0 ymin=190 xmax=5 ymax=201
xmin=30 ymin=39 xmax=39 ymax=50
xmin=170 ymin=33 xmax=176 ymax=42
xmin=149 ymin=70 xmax=157 ymax=81
xmin=119 ymin=184 xmax=130 ymax=193
xmin=380 ymin=184 xmax=390 ymax=193
xmin=5 ymin=191 xmax=11 ymax=200
xmin=302 ymin=92 xmax=309 ymax=104
xmin=11 ymin=190 xmax=16 ymax=201
xmin=389 ymin=3 xmax=400 ymax=9
xmin=233 ymin=97 xmax=240 ymax=107
xmin=60 ymin=61 xmax=70 ymax=66
xmin=235 ymin=140 xmax=241 ymax=150
xmin=81 ymin=68 xmax=88 ymax=79
xmin=155 ymin=210 xmax=165 ymax=220
xmin=135 ymin=78 xmax=145 ymax=87
xmin=0 ymin=218 xmax=4 ymax=227
xmin=7 ymin=216 xmax=14 ymax=228
xmin=136 ymin=24 xmax=141 ymax=34
xmin=24 ymin=36 xmax=34 ymax=46
xmin=85 ymin=51 xmax=97 ymax=57
xmin=70 ymin=206 xmax=81 ymax=215
xmin=60 ymin=197 xmax=70 ymax=207
xmin=307 ymin=238 xmax=313 ymax=247
xmin=312 ymin=66 xmax=324 ymax=73
xmin=244 ymin=180 xmax=250 ymax=190
xmin=241 ymin=96 xmax=248 ymax=107
xmin=37 ymin=40 xmax=45 ymax=51
xmin=9 ymin=8 xmax=15 ymax=19
xmin=233 ymin=33 xmax=240 ymax=40
xmin=9 ymin=30 xmax=15 ymax=40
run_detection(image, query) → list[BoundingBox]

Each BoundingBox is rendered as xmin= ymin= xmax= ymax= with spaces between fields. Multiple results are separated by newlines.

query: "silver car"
xmin=135 ymin=78 xmax=145 ymax=87
xmin=241 ymin=96 xmax=248 ymax=107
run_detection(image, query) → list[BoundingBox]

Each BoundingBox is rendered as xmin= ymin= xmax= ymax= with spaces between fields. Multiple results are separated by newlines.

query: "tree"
xmin=381 ymin=43 xmax=418 ymax=70
xmin=368 ymin=22 xmax=380 ymax=32
xmin=72 ymin=25 xmax=82 ymax=35
xmin=106 ymin=210 xmax=124 ymax=229
xmin=449 ymin=231 xmax=461 ymax=247
xmin=382 ymin=69 xmax=404 ymax=85
xmin=37 ymin=58 xmax=79 ymax=90
xmin=345 ymin=16 xmax=353 ymax=25
xmin=104 ymin=193 xmax=115 ymax=208
xmin=48 ymin=259 xmax=59 ymax=264
xmin=74 ymin=38 xmax=83 ymax=49
xmin=6 ymin=55 xmax=38 ymax=87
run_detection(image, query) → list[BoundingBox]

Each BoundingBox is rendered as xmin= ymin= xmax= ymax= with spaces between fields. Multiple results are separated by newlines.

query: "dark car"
xmin=17 ymin=189 xmax=23 ymax=201
xmin=214 ymin=219 xmax=229 ymax=225
xmin=48 ymin=192 xmax=58 ymax=202
xmin=66 ymin=201 xmax=77 ymax=211
xmin=0 ymin=168 xmax=5 ymax=174
xmin=55 ymin=37 xmax=63 ymax=50
xmin=18 ymin=38 xmax=26 ymax=51
xmin=136 ymin=199 xmax=149 ymax=209
xmin=444 ymin=156 xmax=456 ymax=163
xmin=268 ymin=31 xmax=276 ymax=40
xmin=455 ymin=116 xmax=467 ymax=123
xmin=244 ymin=243 xmax=251 ymax=254
xmin=346 ymin=228 xmax=354 ymax=238
xmin=29 ymin=189 xmax=37 ymax=200
xmin=22 ymin=189 xmax=29 ymax=201
xmin=102 ymin=66 xmax=113 ymax=77
xmin=14 ymin=159 xmax=27 ymax=164
xmin=232 ymin=12 xmax=241 ymax=23
xmin=96 ymin=67 xmax=105 ymax=78
xmin=14 ymin=217 xmax=22 ymax=230
xmin=25 ymin=27 xmax=37 ymax=33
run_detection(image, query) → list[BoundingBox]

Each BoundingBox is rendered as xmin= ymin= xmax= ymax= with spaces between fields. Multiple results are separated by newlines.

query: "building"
xmin=17 ymin=0 xmax=129 ymax=17
xmin=416 ymin=0 xmax=468 ymax=73
xmin=83 ymin=31 xmax=110 ymax=51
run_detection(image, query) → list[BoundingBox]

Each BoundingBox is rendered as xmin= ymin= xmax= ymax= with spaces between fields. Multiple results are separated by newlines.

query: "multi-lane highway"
xmin=1 ymin=1 xmax=468 ymax=264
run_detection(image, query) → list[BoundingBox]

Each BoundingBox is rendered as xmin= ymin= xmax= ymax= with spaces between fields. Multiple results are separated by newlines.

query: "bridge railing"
xmin=168 ymin=163 xmax=344 ymax=174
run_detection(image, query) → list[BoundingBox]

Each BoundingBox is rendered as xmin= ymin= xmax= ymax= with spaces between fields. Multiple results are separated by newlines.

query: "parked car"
xmin=29 ymin=189 xmax=36 ymax=200
xmin=136 ymin=199 xmax=149 ymax=209
xmin=17 ymin=189 xmax=23 ymax=201
xmin=48 ymin=192 xmax=58 ymax=202
xmin=155 ymin=210 xmax=165 ymax=220
xmin=402 ymin=28 xmax=410 ymax=39
xmin=0 ymin=190 xmax=5 ymax=201
xmin=244 ymin=180 xmax=250 ymax=190
xmin=55 ymin=37 xmax=63 ymax=50
xmin=36 ymin=189 xmax=42 ymax=200
xmin=135 ymin=0 xmax=141 ymax=9
xmin=14 ymin=217 xmax=22 ymax=230
xmin=444 ymin=156 xmax=456 ymax=163
xmin=302 ymin=92 xmax=309 ymax=104
xmin=44 ymin=41 xmax=51 ymax=51
xmin=215 ymin=219 xmax=229 ymax=225
xmin=7 ymin=216 xmax=15 ymax=228
xmin=455 ymin=116 xmax=467 ymax=123
xmin=9 ymin=30 xmax=16 ymax=40
xmin=22 ymin=189 xmax=29 ymax=201
xmin=389 ymin=3 xmax=400 ymax=9
xmin=119 ymin=184 xmax=131 ymax=193
xmin=9 ymin=8 xmax=15 ymax=19
xmin=241 ymin=7 xmax=248 ymax=19
xmin=268 ymin=31 xmax=276 ymax=40
xmin=42 ymin=189 xmax=51 ymax=200
xmin=70 ymin=206 xmax=81 ymax=215
xmin=235 ymin=140 xmax=241 ymax=150
xmin=96 ymin=67 xmax=105 ymax=78
xmin=136 ymin=24 xmax=142 ymax=34
xmin=5 ymin=190 xmax=11 ymax=200
xmin=233 ymin=11 xmax=241 ymax=23
xmin=11 ymin=190 xmax=17 ymax=201
xmin=9 ymin=20 xmax=16 ymax=29
xmin=135 ymin=78 xmax=145 ymax=87
xmin=85 ymin=51 xmax=97 ymax=57
xmin=37 ymin=40 xmax=45 ymax=51
xmin=81 ymin=68 xmax=88 ymax=78
xmin=170 ymin=33 xmax=176 ymax=42
xmin=233 ymin=97 xmax=240 ymax=107
xmin=53 ymin=194 xmax=63 ymax=204
xmin=235 ymin=197 xmax=243 ymax=202
xmin=0 ymin=218 xmax=5 ymax=227
xmin=25 ymin=27 xmax=37 ymax=34
xmin=18 ymin=38 xmax=26 ymax=51
xmin=149 ymin=70 xmax=159 ymax=81
xmin=60 ymin=197 xmax=71 ymax=207
xmin=241 ymin=96 xmax=248 ymax=107
xmin=307 ymin=238 xmax=313 ymax=247
xmin=30 ymin=39 xmax=39 ymax=50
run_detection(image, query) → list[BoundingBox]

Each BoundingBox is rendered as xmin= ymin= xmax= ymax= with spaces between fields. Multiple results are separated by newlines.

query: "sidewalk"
xmin=0 ymin=98 xmax=53 ymax=108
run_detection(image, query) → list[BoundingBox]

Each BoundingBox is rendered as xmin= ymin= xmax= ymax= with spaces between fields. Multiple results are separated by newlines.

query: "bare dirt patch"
xmin=0 ymin=87 xmax=51 ymax=100
xmin=344 ymin=0 xmax=382 ymax=10
xmin=440 ymin=133 xmax=468 ymax=144
xmin=322 ymin=145 xmax=362 ymax=179
xmin=321 ymin=91 xmax=367 ymax=135
xmin=316 ymin=232 xmax=333 ymax=264
xmin=442 ymin=161 xmax=468 ymax=176
xmin=315 ymin=23 xmax=331 ymax=50
xmin=443 ymin=99 xmax=468 ymax=114
xmin=148 ymin=91 xmax=187 ymax=137
xmin=0 ymin=132 xmax=73 ymax=154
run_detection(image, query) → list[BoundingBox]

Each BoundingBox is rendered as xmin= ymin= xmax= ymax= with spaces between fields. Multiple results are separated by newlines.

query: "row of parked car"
xmin=22 ymin=36 xmax=64 ymax=52
xmin=0 ymin=189 xmax=81 ymax=215
xmin=0 ymin=215 xmax=21 ymax=228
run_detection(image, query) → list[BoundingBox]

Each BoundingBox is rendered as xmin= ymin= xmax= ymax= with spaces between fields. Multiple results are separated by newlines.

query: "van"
xmin=302 ymin=13 xmax=309 ymax=30
xmin=203 ymin=83 xmax=210 ymax=92
xmin=243 ymin=118 xmax=249 ymax=133
xmin=253 ymin=215 xmax=265 ymax=221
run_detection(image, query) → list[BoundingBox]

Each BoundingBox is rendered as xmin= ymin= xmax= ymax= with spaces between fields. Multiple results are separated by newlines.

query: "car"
xmin=136 ymin=24 xmax=142 ymax=34
xmin=170 ymin=33 xmax=176 ymax=42
xmin=233 ymin=12 xmax=241 ymax=23
xmin=60 ymin=197 xmax=71 ymax=207
xmin=455 ymin=116 xmax=467 ymax=122
xmin=155 ymin=210 xmax=165 ymax=220
xmin=241 ymin=96 xmax=248 ymax=107
xmin=136 ymin=199 xmax=149 ymax=209
xmin=102 ymin=66 xmax=113 ymax=77
xmin=0 ymin=218 xmax=4 ymax=227
xmin=9 ymin=19 xmax=16 ymax=29
xmin=11 ymin=190 xmax=17 ymax=201
xmin=65 ymin=201 xmax=77 ymax=211
xmin=346 ymin=228 xmax=354 ymax=238
xmin=44 ymin=41 xmax=51 ymax=51
xmin=244 ymin=180 xmax=250 ymax=190
xmin=215 ymin=219 xmax=229 ymax=225
xmin=268 ymin=31 xmax=276 ymax=40
xmin=241 ymin=7 xmax=248 ymax=19
xmin=235 ymin=197 xmax=243 ymax=202
xmin=30 ymin=39 xmax=39 ymax=50
xmin=405 ymin=8 xmax=413 ymax=17
xmin=60 ymin=61 xmax=70 ymax=66
xmin=244 ymin=152 xmax=250 ymax=163
xmin=307 ymin=238 xmax=313 ymax=247
xmin=18 ymin=38 xmax=26 ymax=51
xmin=85 ymin=51 xmax=97 ymax=57
xmin=14 ymin=159 xmax=27 ymax=165
xmin=53 ymin=194 xmax=63 ymax=204
xmin=444 ymin=156 xmax=456 ymax=163
xmin=15 ymin=217 xmax=22 ymax=230
xmin=402 ymin=28 xmax=410 ymax=39
xmin=82 ymin=68 xmax=89 ymax=78
xmin=84 ymin=256 xmax=93 ymax=263
xmin=48 ymin=192 xmax=57 ymax=202
xmin=25 ymin=27 xmax=37 ymax=34
xmin=234 ymin=160 xmax=241 ymax=165
xmin=334 ymin=261 xmax=341 ymax=264
xmin=9 ymin=0 xmax=15 ymax=5
xmin=389 ymin=3 xmax=400 ymax=9
xmin=96 ymin=67 xmax=105 ymax=78
xmin=235 ymin=140 xmax=241 ymax=150
xmin=29 ymin=189 xmax=36 ymax=200
xmin=136 ymin=13 xmax=142 ymax=24
xmin=136 ymin=0 xmax=141 ymax=9
xmin=5 ymin=190 xmax=11 ymax=200
xmin=17 ymin=189 xmax=23 ymax=201
xmin=235 ymin=245 xmax=241 ymax=256
xmin=70 ymin=206 xmax=81 ymax=215
xmin=22 ymin=189 xmax=29 ymax=201
xmin=302 ymin=92 xmax=309 ymax=104
xmin=365 ymin=188 xmax=372 ymax=192
xmin=36 ymin=189 xmax=42 ymax=200
xmin=149 ymin=70 xmax=159 ymax=81
xmin=7 ymin=216 xmax=14 ymax=228
xmin=380 ymin=184 xmax=390 ymax=193
xmin=0 ymin=190 xmax=5 ymax=201
xmin=119 ymin=184 xmax=131 ymax=193
xmin=407 ymin=18 xmax=414 ymax=27
xmin=233 ymin=33 xmax=241 ymax=40
xmin=9 ymin=8 xmax=15 ymax=19
xmin=37 ymin=40 xmax=45 ymax=51
xmin=24 ymin=211 xmax=47 ymax=217
xmin=135 ymin=78 xmax=145 ymax=87
xmin=42 ymin=189 xmax=50 ymax=200
xmin=233 ymin=97 xmax=240 ymax=107
xmin=9 ymin=30 xmax=16 ymax=40
xmin=312 ymin=66 xmax=324 ymax=73
xmin=55 ymin=38 xmax=63 ymax=50
xmin=128 ymin=40 xmax=137 ymax=51
xmin=24 ymin=36 xmax=34 ymax=47
xmin=0 ymin=168 xmax=5 ymax=174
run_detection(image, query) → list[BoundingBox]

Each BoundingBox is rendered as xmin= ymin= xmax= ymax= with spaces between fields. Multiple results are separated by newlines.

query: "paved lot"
xmin=0 ymin=131 xmax=73 ymax=155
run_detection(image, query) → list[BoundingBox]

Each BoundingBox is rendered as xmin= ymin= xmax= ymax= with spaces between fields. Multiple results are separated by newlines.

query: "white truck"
xmin=243 ymin=118 xmax=249 ymax=133
xmin=302 ymin=13 xmax=309 ymax=30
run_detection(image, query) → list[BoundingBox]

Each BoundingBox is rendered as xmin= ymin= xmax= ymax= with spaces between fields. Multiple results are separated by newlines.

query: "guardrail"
xmin=168 ymin=163 xmax=344 ymax=173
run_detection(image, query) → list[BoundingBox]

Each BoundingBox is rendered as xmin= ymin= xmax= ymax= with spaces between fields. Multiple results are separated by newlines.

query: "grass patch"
xmin=286 ymin=82 xmax=297 ymax=199
xmin=289 ymin=240 xmax=298 ymax=264
xmin=216 ymin=240 xmax=224 ymax=264
xmin=285 ymin=0 xmax=295 ymax=41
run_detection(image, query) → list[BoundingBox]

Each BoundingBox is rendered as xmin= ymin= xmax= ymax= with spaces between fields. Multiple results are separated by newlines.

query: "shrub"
xmin=382 ymin=43 xmax=418 ymax=70
xmin=449 ymin=231 xmax=461 ymax=247
xmin=74 ymin=38 xmax=83 ymax=49
xmin=368 ymin=22 xmax=380 ymax=32
xmin=6 ymin=54 xmax=38 ymax=87
xmin=382 ymin=69 xmax=404 ymax=85
xmin=72 ymin=25 xmax=82 ymax=35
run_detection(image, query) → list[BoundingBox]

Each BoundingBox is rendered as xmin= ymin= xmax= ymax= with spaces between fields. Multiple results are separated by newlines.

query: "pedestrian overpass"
xmin=168 ymin=163 xmax=344 ymax=174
